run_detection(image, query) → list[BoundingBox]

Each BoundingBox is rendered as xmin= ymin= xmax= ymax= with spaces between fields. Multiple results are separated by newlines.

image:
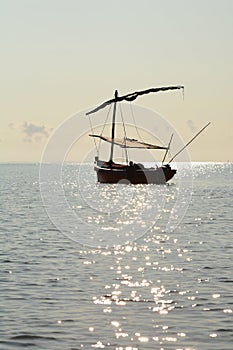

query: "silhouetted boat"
xmin=86 ymin=86 xmax=210 ymax=184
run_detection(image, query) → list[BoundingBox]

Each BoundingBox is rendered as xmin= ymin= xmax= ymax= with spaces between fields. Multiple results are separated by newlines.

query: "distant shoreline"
xmin=0 ymin=161 xmax=232 ymax=165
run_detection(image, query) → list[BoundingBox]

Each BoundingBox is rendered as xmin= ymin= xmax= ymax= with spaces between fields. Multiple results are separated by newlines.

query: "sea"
xmin=0 ymin=162 xmax=232 ymax=350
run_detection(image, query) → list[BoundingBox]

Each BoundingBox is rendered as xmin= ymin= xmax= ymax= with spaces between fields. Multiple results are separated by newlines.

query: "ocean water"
xmin=0 ymin=162 xmax=233 ymax=350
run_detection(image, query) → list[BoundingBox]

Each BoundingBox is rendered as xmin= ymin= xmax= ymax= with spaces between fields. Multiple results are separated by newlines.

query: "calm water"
xmin=0 ymin=163 xmax=233 ymax=350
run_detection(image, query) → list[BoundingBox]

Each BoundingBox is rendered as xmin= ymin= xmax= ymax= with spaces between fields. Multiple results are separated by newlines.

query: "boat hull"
xmin=94 ymin=164 xmax=176 ymax=184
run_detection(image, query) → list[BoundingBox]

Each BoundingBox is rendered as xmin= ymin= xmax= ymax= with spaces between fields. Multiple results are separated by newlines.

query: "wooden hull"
xmin=94 ymin=164 xmax=176 ymax=184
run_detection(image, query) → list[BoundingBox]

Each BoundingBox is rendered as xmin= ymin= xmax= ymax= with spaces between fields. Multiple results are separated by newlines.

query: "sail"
xmin=89 ymin=134 xmax=167 ymax=150
xmin=86 ymin=85 xmax=184 ymax=115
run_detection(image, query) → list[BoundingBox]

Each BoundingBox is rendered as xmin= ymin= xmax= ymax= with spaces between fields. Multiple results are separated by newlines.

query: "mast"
xmin=168 ymin=122 xmax=211 ymax=163
xmin=162 ymin=133 xmax=173 ymax=165
xmin=109 ymin=90 xmax=118 ymax=163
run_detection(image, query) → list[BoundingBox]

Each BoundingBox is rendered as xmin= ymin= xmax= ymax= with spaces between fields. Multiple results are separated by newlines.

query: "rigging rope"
xmin=98 ymin=103 xmax=112 ymax=153
xmin=119 ymin=103 xmax=129 ymax=163
xmin=88 ymin=115 xmax=98 ymax=154
xmin=88 ymin=104 xmax=113 ymax=157
xmin=130 ymin=102 xmax=144 ymax=142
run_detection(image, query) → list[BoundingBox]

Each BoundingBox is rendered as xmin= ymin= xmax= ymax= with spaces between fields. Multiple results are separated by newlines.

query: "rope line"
xmin=119 ymin=103 xmax=129 ymax=163
xmin=88 ymin=115 xmax=98 ymax=154
xmin=98 ymin=103 xmax=112 ymax=153
xmin=130 ymin=102 xmax=144 ymax=142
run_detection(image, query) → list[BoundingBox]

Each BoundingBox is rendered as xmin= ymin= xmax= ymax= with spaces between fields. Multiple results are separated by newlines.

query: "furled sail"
xmin=89 ymin=134 xmax=167 ymax=150
xmin=86 ymin=85 xmax=184 ymax=116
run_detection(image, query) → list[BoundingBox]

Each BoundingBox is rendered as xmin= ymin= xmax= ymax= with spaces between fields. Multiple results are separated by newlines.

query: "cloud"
xmin=8 ymin=122 xmax=15 ymax=130
xmin=187 ymin=119 xmax=197 ymax=133
xmin=22 ymin=122 xmax=49 ymax=142
xmin=7 ymin=121 xmax=50 ymax=143
xmin=22 ymin=122 xmax=49 ymax=137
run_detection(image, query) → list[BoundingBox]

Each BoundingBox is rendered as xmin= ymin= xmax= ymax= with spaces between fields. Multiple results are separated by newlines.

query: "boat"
xmin=86 ymin=86 xmax=210 ymax=184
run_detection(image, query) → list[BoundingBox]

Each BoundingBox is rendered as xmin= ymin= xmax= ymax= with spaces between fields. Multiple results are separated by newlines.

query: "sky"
xmin=1 ymin=0 xmax=233 ymax=162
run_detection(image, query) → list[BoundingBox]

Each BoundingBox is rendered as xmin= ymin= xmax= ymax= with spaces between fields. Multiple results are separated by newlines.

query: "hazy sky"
xmin=1 ymin=0 xmax=233 ymax=162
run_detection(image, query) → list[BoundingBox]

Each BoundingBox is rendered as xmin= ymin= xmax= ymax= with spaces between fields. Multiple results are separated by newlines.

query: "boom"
xmin=86 ymin=85 xmax=184 ymax=116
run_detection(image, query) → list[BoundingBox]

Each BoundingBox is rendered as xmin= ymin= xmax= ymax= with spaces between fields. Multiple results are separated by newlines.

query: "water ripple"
xmin=0 ymin=163 xmax=233 ymax=350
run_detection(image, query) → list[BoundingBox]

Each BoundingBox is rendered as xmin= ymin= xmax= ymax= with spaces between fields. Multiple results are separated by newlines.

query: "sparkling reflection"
xmin=59 ymin=164 xmax=233 ymax=349
xmin=87 ymin=231 xmax=197 ymax=349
